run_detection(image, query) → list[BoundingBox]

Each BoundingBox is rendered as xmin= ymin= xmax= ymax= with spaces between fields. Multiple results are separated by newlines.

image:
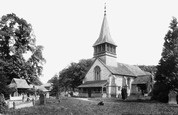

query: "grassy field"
xmin=6 ymin=97 xmax=178 ymax=115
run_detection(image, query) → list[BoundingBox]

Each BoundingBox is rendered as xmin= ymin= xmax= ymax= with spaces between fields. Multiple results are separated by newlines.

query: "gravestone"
xmin=168 ymin=90 xmax=177 ymax=105
xmin=46 ymin=92 xmax=49 ymax=98
xmin=13 ymin=102 xmax=16 ymax=109
xmin=14 ymin=91 xmax=18 ymax=97
xmin=39 ymin=93 xmax=46 ymax=105
xmin=32 ymin=98 xmax=35 ymax=106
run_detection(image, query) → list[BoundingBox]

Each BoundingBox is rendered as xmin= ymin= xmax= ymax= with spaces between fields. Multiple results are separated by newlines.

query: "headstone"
xmin=46 ymin=92 xmax=49 ymax=98
xmin=13 ymin=102 xmax=16 ymax=109
xmin=14 ymin=91 xmax=18 ymax=97
xmin=168 ymin=90 xmax=177 ymax=105
xmin=22 ymin=94 xmax=25 ymax=102
xmin=32 ymin=98 xmax=35 ymax=106
xmin=39 ymin=93 xmax=46 ymax=105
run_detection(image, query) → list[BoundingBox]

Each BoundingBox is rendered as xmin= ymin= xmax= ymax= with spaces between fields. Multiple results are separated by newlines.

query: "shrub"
xmin=0 ymin=95 xmax=8 ymax=114
xmin=151 ymin=82 xmax=169 ymax=103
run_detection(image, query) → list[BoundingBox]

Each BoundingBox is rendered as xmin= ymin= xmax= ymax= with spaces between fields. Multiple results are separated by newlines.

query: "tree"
xmin=48 ymin=74 xmax=59 ymax=96
xmin=138 ymin=65 xmax=157 ymax=74
xmin=152 ymin=17 xmax=178 ymax=102
xmin=0 ymin=13 xmax=45 ymax=94
xmin=58 ymin=58 xmax=93 ymax=91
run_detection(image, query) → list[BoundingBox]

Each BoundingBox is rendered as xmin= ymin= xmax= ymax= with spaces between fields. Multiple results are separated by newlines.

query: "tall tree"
xmin=0 ymin=13 xmax=45 ymax=90
xmin=152 ymin=17 xmax=178 ymax=102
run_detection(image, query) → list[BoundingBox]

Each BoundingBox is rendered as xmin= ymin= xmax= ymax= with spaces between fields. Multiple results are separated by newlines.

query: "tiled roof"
xmin=9 ymin=78 xmax=31 ymax=89
xmin=78 ymin=80 xmax=107 ymax=88
xmin=93 ymin=14 xmax=116 ymax=47
xmin=107 ymin=63 xmax=146 ymax=77
xmin=132 ymin=75 xmax=151 ymax=84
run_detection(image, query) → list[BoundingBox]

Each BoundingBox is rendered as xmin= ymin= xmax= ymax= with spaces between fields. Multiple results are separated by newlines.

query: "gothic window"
xmin=94 ymin=66 xmax=101 ymax=80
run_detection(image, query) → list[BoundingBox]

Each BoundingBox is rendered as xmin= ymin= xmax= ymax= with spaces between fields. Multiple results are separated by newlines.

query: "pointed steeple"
xmin=93 ymin=4 xmax=116 ymax=47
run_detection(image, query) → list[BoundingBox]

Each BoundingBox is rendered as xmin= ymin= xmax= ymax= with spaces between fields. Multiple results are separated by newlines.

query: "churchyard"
xmin=5 ymin=95 xmax=178 ymax=115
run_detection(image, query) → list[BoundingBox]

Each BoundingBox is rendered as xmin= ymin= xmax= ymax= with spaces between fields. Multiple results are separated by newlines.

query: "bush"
xmin=0 ymin=96 xmax=8 ymax=114
xmin=151 ymin=82 xmax=169 ymax=103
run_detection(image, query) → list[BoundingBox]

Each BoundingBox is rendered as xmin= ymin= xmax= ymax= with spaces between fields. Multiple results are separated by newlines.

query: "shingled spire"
xmin=93 ymin=4 xmax=116 ymax=47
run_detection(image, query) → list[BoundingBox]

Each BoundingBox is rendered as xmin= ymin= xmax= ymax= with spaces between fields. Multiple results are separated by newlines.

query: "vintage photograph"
xmin=0 ymin=0 xmax=178 ymax=114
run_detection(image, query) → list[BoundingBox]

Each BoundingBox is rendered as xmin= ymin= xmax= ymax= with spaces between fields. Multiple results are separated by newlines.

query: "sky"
xmin=1 ymin=0 xmax=178 ymax=83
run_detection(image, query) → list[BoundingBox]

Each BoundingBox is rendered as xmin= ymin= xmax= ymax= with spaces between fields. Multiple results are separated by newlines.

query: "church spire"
xmin=93 ymin=4 xmax=116 ymax=47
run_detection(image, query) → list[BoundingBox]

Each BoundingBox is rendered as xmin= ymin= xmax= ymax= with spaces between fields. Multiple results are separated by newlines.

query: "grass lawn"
xmin=6 ymin=97 xmax=178 ymax=115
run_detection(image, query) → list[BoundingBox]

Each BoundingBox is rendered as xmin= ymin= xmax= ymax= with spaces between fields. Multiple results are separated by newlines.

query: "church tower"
xmin=93 ymin=5 xmax=117 ymax=67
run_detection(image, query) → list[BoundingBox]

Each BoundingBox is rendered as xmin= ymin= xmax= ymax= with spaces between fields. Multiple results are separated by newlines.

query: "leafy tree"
xmin=58 ymin=58 xmax=93 ymax=91
xmin=48 ymin=74 xmax=59 ymax=96
xmin=0 ymin=13 xmax=45 ymax=94
xmin=138 ymin=65 xmax=157 ymax=74
xmin=152 ymin=17 xmax=178 ymax=102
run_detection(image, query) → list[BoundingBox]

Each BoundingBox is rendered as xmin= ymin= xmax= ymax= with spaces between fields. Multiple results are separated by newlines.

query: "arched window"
xmin=94 ymin=66 xmax=101 ymax=80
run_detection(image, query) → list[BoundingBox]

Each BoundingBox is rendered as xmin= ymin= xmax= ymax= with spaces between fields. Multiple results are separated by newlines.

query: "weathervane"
xmin=104 ymin=3 xmax=106 ymax=15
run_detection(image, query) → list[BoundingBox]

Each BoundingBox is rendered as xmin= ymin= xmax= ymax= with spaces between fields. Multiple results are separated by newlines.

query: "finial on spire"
xmin=104 ymin=3 xmax=106 ymax=15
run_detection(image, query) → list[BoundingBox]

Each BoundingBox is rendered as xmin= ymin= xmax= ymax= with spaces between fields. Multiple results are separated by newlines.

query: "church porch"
xmin=78 ymin=80 xmax=107 ymax=98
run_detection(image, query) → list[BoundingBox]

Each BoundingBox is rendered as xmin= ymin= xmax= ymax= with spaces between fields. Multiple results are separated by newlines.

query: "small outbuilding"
xmin=131 ymin=72 xmax=153 ymax=95
xmin=8 ymin=78 xmax=31 ymax=97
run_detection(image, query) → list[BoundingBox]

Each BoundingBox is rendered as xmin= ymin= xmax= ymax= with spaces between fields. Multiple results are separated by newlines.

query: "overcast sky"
xmin=1 ymin=0 xmax=178 ymax=83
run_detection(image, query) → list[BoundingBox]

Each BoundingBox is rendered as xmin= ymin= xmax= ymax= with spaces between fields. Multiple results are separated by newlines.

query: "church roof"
xmin=78 ymin=80 xmax=107 ymax=88
xmin=107 ymin=63 xmax=147 ymax=77
xmin=93 ymin=14 xmax=117 ymax=47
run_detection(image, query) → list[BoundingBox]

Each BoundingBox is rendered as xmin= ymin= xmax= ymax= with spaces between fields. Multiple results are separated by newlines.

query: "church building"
xmin=78 ymin=6 xmax=151 ymax=98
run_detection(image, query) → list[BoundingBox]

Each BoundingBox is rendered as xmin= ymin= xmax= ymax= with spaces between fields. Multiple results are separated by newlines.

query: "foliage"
xmin=152 ymin=17 xmax=178 ymax=102
xmin=151 ymin=82 xmax=169 ymax=103
xmin=138 ymin=65 xmax=157 ymax=74
xmin=48 ymin=74 xmax=59 ymax=96
xmin=0 ymin=13 xmax=45 ymax=94
xmin=0 ymin=94 xmax=8 ymax=114
xmin=57 ymin=58 xmax=93 ymax=91
xmin=0 ymin=100 xmax=8 ymax=114
xmin=31 ymin=77 xmax=43 ymax=86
